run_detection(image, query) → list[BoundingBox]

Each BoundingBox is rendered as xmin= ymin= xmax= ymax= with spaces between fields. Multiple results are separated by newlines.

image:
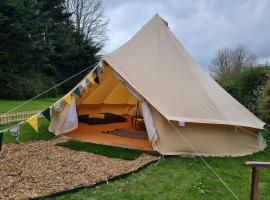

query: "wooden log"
xmin=245 ymin=161 xmax=270 ymax=169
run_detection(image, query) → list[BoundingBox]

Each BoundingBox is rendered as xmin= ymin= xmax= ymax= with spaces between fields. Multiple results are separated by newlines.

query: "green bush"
xmin=219 ymin=66 xmax=270 ymax=115
xmin=0 ymin=72 xmax=60 ymax=100
xmin=258 ymin=72 xmax=270 ymax=125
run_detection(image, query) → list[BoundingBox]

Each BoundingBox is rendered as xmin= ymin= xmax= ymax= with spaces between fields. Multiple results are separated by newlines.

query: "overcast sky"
xmin=102 ymin=0 xmax=270 ymax=70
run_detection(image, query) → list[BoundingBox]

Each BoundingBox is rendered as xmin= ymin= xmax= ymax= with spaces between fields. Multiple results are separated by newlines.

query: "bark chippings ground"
xmin=0 ymin=138 xmax=157 ymax=200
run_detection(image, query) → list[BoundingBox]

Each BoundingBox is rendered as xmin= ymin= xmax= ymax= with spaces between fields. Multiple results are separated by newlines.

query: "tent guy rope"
xmin=0 ymin=61 xmax=101 ymax=133
xmin=167 ymin=120 xmax=240 ymax=200
xmin=0 ymin=61 xmax=100 ymax=117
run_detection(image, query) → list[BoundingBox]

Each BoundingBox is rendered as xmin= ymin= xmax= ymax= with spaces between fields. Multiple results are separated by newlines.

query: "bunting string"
xmin=0 ymin=60 xmax=103 ymax=136
xmin=0 ymin=61 xmax=101 ymax=118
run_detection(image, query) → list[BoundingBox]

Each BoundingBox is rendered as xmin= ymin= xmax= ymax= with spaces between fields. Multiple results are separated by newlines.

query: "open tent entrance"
xmin=64 ymin=66 xmax=153 ymax=151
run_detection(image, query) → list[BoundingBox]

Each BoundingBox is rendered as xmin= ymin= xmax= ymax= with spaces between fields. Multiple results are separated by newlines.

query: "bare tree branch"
xmin=209 ymin=44 xmax=258 ymax=80
xmin=65 ymin=0 xmax=108 ymax=45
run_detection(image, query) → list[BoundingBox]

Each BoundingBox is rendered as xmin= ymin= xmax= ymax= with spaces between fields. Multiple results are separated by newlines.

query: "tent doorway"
xmin=62 ymin=66 xmax=153 ymax=151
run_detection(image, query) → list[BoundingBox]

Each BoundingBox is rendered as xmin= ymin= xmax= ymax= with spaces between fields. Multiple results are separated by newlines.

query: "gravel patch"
xmin=0 ymin=138 xmax=157 ymax=200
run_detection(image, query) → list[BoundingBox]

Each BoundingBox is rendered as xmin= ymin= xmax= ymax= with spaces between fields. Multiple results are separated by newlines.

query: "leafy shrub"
xmin=0 ymin=72 xmax=60 ymax=100
xmin=219 ymin=66 xmax=270 ymax=115
xmin=257 ymin=72 xmax=270 ymax=125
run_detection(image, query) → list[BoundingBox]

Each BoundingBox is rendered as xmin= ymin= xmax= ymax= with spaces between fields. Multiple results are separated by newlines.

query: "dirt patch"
xmin=0 ymin=138 xmax=157 ymax=200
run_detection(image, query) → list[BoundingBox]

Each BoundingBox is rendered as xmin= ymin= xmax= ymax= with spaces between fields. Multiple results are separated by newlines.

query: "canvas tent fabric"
xmin=49 ymin=96 xmax=78 ymax=136
xmin=149 ymin=104 xmax=264 ymax=156
xmin=49 ymin=14 xmax=266 ymax=156
xmin=104 ymin=14 xmax=264 ymax=130
xmin=76 ymin=66 xmax=137 ymax=115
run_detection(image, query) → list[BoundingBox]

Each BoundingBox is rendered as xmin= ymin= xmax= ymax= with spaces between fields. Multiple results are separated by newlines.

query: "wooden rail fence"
xmin=0 ymin=110 xmax=43 ymax=125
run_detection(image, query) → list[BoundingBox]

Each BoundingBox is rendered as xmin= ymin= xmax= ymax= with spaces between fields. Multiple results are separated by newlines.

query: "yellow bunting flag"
xmin=26 ymin=115 xmax=38 ymax=133
xmin=64 ymin=94 xmax=72 ymax=106
xmin=86 ymin=73 xmax=95 ymax=84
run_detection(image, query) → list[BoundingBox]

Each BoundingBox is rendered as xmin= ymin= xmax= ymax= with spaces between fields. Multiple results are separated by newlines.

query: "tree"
xmin=0 ymin=0 xmax=104 ymax=99
xmin=258 ymin=71 xmax=270 ymax=125
xmin=219 ymin=67 xmax=269 ymax=115
xmin=51 ymin=30 xmax=102 ymax=92
xmin=0 ymin=0 xmax=48 ymax=73
xmin=65 ymin=0 xmax=108 ymax=44
xmin=0 ymin=0 xmax=57 ymax=99
xmin=36 ymin=0 xmax=103 ymax=93
xmin=209 ymin=44 xmax=257 ymax=81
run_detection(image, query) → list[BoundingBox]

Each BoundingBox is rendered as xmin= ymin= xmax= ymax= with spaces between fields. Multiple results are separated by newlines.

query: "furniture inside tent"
xmin=48 ymin=14 xmax=267 ymax=157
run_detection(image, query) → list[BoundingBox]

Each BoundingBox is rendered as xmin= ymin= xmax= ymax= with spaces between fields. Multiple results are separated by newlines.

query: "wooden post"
xmin=244 ymin=161 xmax=270 ymax=200
xmin=251 ymin=167 xmax=260 ymax=200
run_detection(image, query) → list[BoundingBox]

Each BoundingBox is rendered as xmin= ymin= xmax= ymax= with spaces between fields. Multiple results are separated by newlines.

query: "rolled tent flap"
xmin=112 ymin=68 xmax=158 ymax=144
xmin=49 ymin=96 xmax=78 ymax=136
xmin=142 ymin=101 xmax=158 ymax=144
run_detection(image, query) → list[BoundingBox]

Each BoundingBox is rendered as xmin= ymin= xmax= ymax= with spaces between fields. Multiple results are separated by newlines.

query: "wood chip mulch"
xmin=0 ymin=138 xmax=158 ymax=200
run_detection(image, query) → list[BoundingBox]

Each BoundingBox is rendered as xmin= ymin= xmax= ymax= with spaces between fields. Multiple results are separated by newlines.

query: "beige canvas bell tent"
xmin=49 ymin=14 xmax=266 ymax=157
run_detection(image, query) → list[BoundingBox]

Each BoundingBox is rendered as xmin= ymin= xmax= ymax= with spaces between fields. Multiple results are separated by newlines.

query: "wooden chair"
xmin=244 ymin=161 xmax=270 ymax=200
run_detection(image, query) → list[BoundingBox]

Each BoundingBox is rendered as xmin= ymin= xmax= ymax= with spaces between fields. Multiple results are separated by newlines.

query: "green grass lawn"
xmin=0 ymin=97 xmax=60 ymax=113
xmin=56 ymin=140 xmax=142 ymax=160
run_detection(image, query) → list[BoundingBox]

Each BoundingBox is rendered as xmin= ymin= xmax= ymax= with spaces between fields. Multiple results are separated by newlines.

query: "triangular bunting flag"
xmin=42 ymin=108 xmax=51 ymax=121
xmin=64 ymin=94 xmax=72 ymax=106
xmin=94 ymin=76 xmax=100 ymax=84
xmin=54 ymin=101 xmax=61 ymax=112
xmin=26 ymin=115 xmax=39 ymax=133
xmin=73 ymin=87 xmax=81 ymax=97
xmin=94 ymin=67 xmax=99 ymax=78
xmin=81 ymin=79 xmax=88 ymax=89
xmin=9 ymin=124 xmax=20 ymax=143
xmin=0 ymin=131 xmax=3 ymax=151
xmin=86 ymin=73 xmax=95 ymax=84
xmin=98 ymin=62 xmax=104 ymax=73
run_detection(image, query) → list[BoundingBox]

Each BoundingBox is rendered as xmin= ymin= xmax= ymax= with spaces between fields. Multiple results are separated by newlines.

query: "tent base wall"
xmin=155 ymin=148 xmax=267 ymax=157
xmin=150 ymin=105 xmax=267 ymax=157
